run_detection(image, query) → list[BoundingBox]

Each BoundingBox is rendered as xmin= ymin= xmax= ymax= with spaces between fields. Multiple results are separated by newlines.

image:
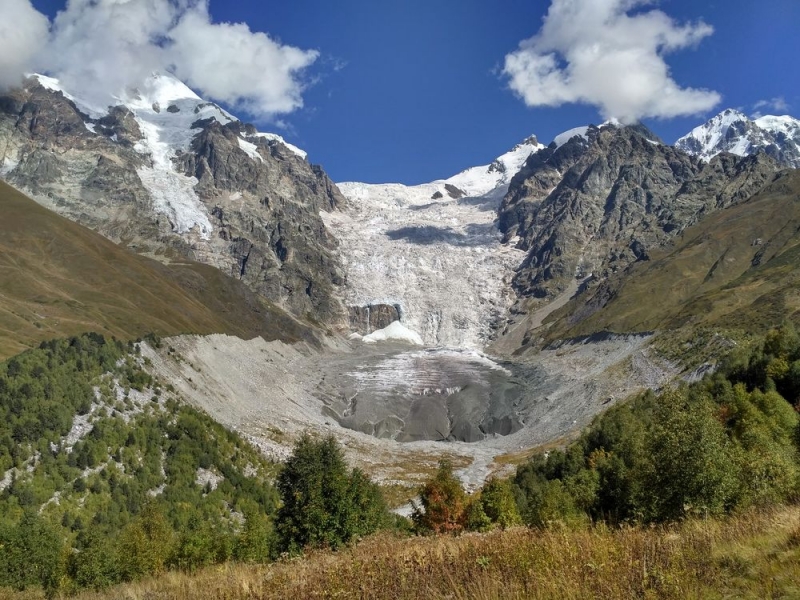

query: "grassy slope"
xmin=545 ymin=169 xmax=800 ymax=341
xmin=22 ymin=506 xmax=798 ymax=600
xmin=0 ymin=180 xmax=314 ymax=358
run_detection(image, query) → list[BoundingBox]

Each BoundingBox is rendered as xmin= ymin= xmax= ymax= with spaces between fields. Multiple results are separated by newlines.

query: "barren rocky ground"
xmin=141 ymin=331 xmax=676 ymax=491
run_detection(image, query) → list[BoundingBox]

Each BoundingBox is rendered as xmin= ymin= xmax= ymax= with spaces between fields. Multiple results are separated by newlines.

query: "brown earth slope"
xmin=0 ymin=180 xmax=314 ymax=358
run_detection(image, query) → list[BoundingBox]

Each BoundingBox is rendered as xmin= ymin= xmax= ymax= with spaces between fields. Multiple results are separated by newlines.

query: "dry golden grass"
xmin=0 ymin=181 xmax=314 ymax=358
xmin=8 ymin=506 xmax=794 ymax=600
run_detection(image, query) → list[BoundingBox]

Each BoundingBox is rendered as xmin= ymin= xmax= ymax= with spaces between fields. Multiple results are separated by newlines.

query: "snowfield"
xmin=328 ymin=137 xmax=543 ymax=349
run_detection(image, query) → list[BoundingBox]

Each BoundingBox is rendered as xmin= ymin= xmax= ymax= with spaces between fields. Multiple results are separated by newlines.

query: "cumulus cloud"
xmin=503 ymin=0 xmax=721 ymax=122
xmin=46 ymin=0 xmax=176 ymax=108
xmin=0 ymin=0 xmax=50 ymax=89
xmin=169 ymin=4 xmax=318 ymax=117
xmin=0 ymin=0 xmax=318 ymax=120
xmin=752 ymin=96 xmax=790 ymax=118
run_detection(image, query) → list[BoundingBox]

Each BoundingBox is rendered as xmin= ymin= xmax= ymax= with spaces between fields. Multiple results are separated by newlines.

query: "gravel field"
xmin=141 ymin=331 xmax=675 ymax=490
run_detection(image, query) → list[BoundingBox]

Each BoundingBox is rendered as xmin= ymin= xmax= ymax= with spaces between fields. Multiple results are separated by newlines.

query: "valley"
xmin=2 ymin=71 xmax=799 ymax=492
xmin=2 ymin=2 xmax=800 ymax=597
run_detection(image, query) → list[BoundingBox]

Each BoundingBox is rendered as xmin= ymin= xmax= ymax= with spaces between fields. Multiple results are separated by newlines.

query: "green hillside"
xmin=0 ymin=181 xmax=314 ymax=358
xmin=543 ymin=169 xmax=800 ymax=342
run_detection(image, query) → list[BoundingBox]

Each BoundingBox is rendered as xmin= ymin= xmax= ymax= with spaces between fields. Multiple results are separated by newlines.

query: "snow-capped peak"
xmin=30 ymin=72 xmax=309 ymax=239
xmin=676 ymin=108 xmax=800 ymax=168
xmin=445 ymin=135 xmax=545 ymax=198
xmin=754 ymin=114 xmax=800 ymax=139
xmin=553 ymin=126 xmax=590 ymax=148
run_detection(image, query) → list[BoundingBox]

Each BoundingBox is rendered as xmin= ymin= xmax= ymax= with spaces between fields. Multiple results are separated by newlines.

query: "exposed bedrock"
xmin=348 ymin=303 xmax=402 ymax=334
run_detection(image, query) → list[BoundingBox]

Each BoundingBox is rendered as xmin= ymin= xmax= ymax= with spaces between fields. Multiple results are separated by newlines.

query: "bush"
xmin=412 ymin=460 xmax=467 ymax=534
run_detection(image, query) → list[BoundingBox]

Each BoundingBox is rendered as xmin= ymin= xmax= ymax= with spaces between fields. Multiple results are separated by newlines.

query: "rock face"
xmin=676 ymin=109 xmax=800 ymax=168
xmin=348 ymin=304 xmax=401 ymax=334
xmin=498 ymin=124 xmax=779 ymax=303
xmin=0 ymin=74 xmax=346 ymax=325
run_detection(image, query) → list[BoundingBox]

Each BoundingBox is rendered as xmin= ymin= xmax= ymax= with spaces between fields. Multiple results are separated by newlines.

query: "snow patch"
xmin=253 ymin=132 xmax=307 ymax=159
xmin=362 ymin=321 xmax=424 ymax=345
xmin=0 ymin=157 xmax=19 ymax=176
xmin=32 ymin=73 xmax=108 ymax=118
xmin=554 ymin=126 xmax=590 ymax=148
xmin=237 ymin=137 xmax=263 ymax=162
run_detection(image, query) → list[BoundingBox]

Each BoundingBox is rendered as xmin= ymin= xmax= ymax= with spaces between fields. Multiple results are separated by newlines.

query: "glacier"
xmin=327 ymin=136 xmax=544 ymax=349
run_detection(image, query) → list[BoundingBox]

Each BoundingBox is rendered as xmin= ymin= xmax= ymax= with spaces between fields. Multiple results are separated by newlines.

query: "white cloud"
xmin=0 ymin=0 xmax=318 ymax=120
xmin=0 ymin=0 xmax=49 ymax=89
xmin=169 ymin=3 xmax=318 ymax=118
xmin=503 ymin=0 xmax=721 ymax=122
xmin=752 ymin=96 xmax=790 ymax=118
xmin=46 ymin=0 xmax=176 ymax=109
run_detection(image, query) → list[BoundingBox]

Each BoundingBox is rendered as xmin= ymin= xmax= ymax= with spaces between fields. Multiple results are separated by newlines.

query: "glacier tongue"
xmin=329 ymin=141 xmax=539 ymax=349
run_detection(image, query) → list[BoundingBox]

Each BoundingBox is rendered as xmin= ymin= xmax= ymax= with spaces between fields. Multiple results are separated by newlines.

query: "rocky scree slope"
xmin=0 ymin=74 xmax=345 ymax=325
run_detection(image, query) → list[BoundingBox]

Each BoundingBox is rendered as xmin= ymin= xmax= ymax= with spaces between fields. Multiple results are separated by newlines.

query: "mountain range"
xmin=2 ymin=72 xmax=798 ymax=356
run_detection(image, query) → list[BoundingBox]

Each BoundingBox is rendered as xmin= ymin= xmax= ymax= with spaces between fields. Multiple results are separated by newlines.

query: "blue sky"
xmin=24 ymin=0 xmax=800 ymax=184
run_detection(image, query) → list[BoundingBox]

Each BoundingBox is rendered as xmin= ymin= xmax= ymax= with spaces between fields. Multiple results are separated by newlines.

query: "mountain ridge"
xmin=0 ymin=73 xmax=347 ymax=325
xmin=676 ymin=108 xmax=800 ymax=168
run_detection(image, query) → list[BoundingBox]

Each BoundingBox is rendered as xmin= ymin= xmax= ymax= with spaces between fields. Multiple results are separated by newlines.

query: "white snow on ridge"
xmin=237 ymin=137 xmax=263 ymax=162
xmin=330 ymin=138 xmax=539 ymax=349
xmin=676 ymin=109 xmax=800 ymax=165
xmin=553 ymin=126 xmax=590 ymax=148
xmin=446 ymin=136 xmax=544 ymax=198
xmin=120 ymin=74 xmax=230 ymax=238
xmin=32 ymin=74 xmax=107 ymax=119
xmin=253 ymin=132 xmax=307 ymax=159
xmin=755 ymin=114 xmax=800 ymax=138
xmin=0 ymin=157 xmax=19 ymax=177
xmin=29 ymin=72 xmax=310 ymax=237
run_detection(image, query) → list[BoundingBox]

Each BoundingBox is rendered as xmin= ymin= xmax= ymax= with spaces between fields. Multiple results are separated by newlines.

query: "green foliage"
xmin=0 ymin=511 xmax=66 ymax=596
xmin=275 ymin=434 xmax=389 ymax=554
xmin=412 ymin=460 xmax=467 ymax=534
xmin=464 ymin=496 xmax=492 ymax=532
xmin=234 ymin=510 xmax=274 ymax=563
xmin=479 ymin=478 xmax=522 ymax=529
xmin=0 ymin=334 xmax=281 ymax=594
xmin=512 ymin=325 xmax=800 ymax=526
xmin=642 ymin=390 xmax=738 ymax=520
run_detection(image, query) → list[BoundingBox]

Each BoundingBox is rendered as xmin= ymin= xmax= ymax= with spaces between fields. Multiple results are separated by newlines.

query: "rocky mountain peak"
xmin=676 ymin=108 xmax=800 ymax=168
xmin=0 ymin=73 xmax=347 ymax=325
xmin=499 ymin=122 xmax=778 ymax=303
